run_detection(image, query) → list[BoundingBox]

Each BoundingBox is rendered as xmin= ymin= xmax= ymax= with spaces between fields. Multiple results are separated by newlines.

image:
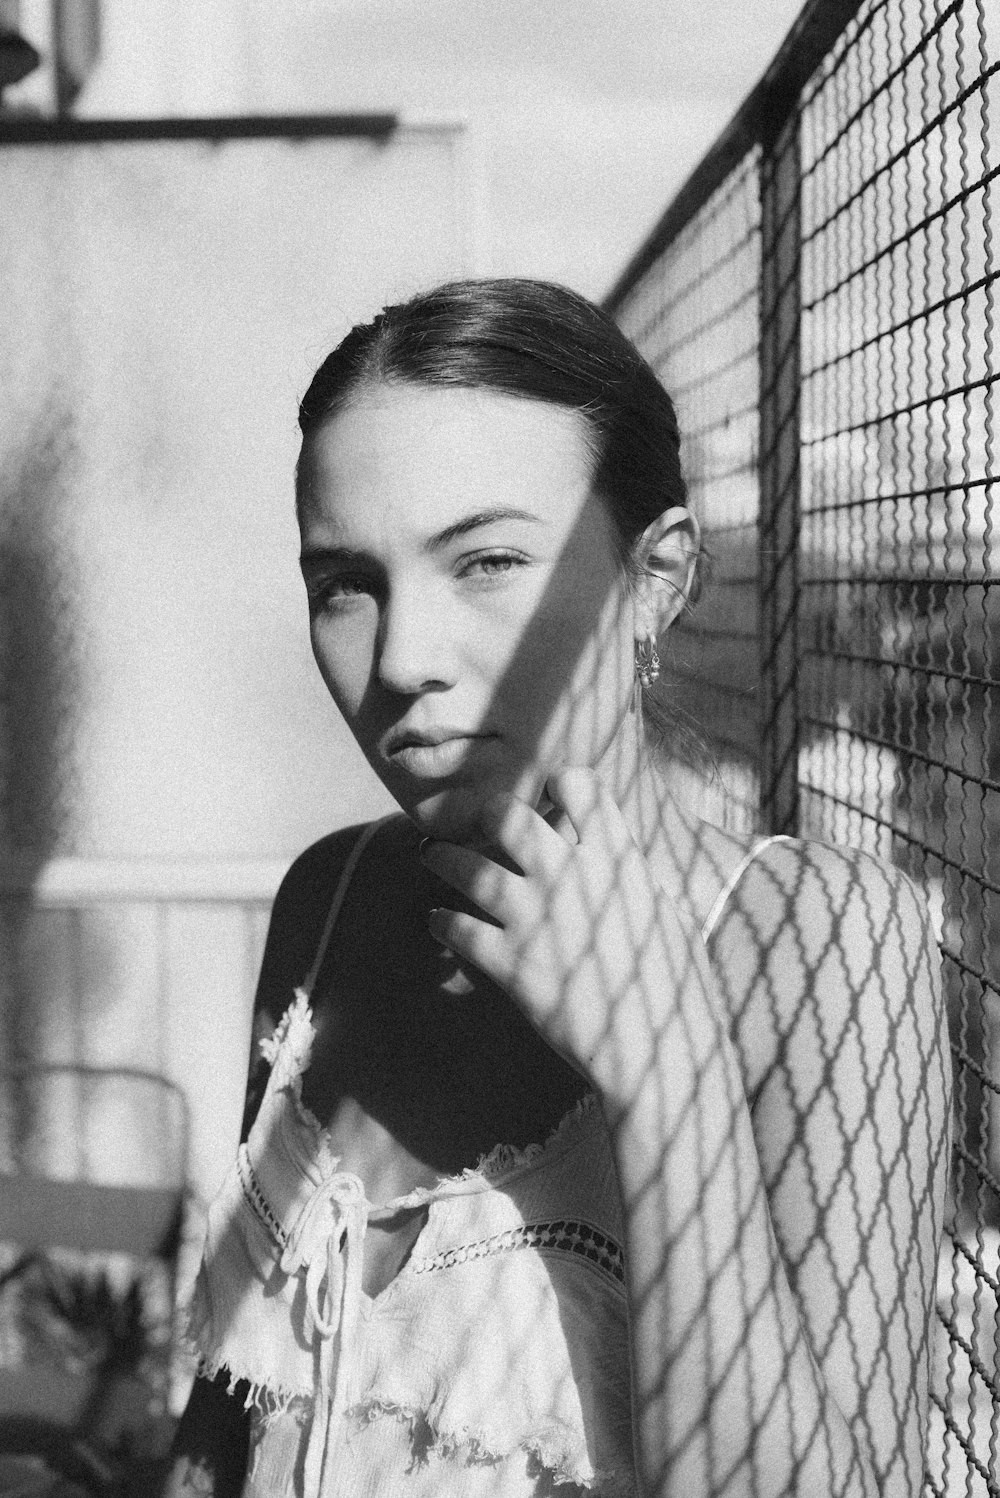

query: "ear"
xmin=631 ymin=506 xmax=701 ymax=637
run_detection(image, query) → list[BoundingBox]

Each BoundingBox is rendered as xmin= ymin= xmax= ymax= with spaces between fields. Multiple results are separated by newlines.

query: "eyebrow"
xmin=424 ymin=506 xmax=543 ymax=553
xmin=300 ymin=506 xmax=543 ymax=565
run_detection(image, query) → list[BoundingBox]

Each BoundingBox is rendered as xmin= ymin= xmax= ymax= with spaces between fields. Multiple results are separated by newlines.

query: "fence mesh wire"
xmin=612 ymin=0 xmax=1000 ymax=1491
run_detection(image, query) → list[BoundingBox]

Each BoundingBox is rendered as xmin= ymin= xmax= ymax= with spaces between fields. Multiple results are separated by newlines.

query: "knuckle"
xmin=478 ymin=869 xmax=508 ymax=915
xmin=558 ymin=765 xmax=591 ymax=794
xmin=548 ymin=766 xmax=577 ymax=800
xmin=451 ymin=909 xmax=476 ymax=940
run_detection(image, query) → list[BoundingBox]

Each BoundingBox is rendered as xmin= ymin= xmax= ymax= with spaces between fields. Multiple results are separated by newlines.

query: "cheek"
xmin=561 ymin=590 xmax=634 ymax=742
xmin=568 ymin=585 xmax=634 ymax=695
xmin=310 ymin=613 xmax=376 ymax=716
xmin=493 ymin=575 xmax=632 ymax=744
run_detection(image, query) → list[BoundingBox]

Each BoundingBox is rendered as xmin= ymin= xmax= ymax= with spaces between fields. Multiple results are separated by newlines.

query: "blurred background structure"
xmin=0 ymin=0 xmax=808 ymax=300
xmin=0 ymin=0 xmax=810 ymax=1470
xmin=0 ymin=0 xmax=809 ymax=1287
xmin=0 ymin=0 xmax=811 ymax=1199
xmin=1 ymin=0 xmax=997 ymax=1491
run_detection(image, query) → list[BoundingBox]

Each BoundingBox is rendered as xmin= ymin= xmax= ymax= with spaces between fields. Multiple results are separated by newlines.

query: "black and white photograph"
xmin=0 ymin=2 xmax=996 ymax=1494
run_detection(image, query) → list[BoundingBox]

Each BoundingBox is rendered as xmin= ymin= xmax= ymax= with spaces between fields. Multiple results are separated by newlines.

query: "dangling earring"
xmin=635 ymin=636 xmax=660 ymax=689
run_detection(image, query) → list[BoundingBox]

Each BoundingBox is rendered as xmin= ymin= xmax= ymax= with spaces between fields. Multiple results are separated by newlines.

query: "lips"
xmin=384 ymin=727 xmax=497 ymax=780
xmin=387 ymin=726 xmax=481 ymax=751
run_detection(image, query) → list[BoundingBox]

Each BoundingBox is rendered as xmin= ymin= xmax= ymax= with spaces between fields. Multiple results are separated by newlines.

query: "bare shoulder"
xmin=710 ymin=834 xmax=938 ymax=986
xmin=708 ymin=835 xmax=946 ymax=1100
xmin=749 ymin=834 xmax=930 ymax=938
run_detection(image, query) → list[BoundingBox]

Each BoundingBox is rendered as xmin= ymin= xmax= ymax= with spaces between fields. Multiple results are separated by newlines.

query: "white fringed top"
xmin=186 ymin=825 xmax=787 ymax=1497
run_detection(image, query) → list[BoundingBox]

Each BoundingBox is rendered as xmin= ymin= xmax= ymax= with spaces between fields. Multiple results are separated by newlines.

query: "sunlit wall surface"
xmin=0 ymin=121 xmax=466 ymax=1219
xmin=0 ymin=125 xmax=468 ymax=862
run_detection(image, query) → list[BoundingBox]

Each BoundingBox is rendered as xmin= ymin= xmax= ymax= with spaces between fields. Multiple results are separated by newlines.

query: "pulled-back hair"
xmin=296 ymin=278 xmax=689 ymax=578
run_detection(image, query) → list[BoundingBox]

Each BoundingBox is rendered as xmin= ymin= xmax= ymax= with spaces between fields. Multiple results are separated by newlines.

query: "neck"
xmin=594 ymin=689 xmax=697 ymax=876
xmin=594 ymin=693 xmax=756 ymax=936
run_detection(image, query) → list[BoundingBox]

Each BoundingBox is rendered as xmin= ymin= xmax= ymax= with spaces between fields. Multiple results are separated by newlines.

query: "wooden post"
xmin=758 ymin=111 xmax=802 ymax=835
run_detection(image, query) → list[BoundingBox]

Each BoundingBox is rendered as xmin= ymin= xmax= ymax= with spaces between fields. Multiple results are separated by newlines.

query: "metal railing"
xmin=607 ymin=0 xmax=999 ymax=1491
xmin=0 ymin=858 xmax=282 ymax=1204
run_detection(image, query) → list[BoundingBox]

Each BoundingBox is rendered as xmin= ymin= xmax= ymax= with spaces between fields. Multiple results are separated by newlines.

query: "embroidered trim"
xmin=407 ymin=1219 xmax=625 ymax=1285
xmin=237 ymin=1143 xmax=289 ymax=1250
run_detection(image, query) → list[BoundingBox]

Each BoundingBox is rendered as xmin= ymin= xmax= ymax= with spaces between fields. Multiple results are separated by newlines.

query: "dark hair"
xmin=296 ymin=278 xmax=689 ymax=578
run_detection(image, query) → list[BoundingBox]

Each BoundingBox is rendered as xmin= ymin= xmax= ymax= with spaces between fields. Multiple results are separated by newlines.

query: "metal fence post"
xmin=758 ymin=109 xmax=802 ymax=836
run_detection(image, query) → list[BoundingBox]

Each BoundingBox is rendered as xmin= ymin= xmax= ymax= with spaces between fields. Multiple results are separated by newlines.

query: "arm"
xmin=422 ymin=777 xmax=950 ymax=1498
xmin=598 ymin=841 xmax=949 ymax=1497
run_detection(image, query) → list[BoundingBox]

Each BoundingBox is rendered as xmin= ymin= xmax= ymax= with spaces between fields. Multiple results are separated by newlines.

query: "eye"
xmin=457 ymin=550 xmax=528 ymax=583
xmin=305 ymin=572 xmax=376 ymax=615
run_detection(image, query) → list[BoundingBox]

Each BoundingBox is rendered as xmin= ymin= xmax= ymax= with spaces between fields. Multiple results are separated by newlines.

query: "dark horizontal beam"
xmin=604 ymin=0 xmax=865 ymax=311
xmin=0 ymin=111 xmax=399 ymax=145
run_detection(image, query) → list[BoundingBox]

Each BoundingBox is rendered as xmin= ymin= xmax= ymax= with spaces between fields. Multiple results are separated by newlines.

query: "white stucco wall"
xmin=0 ymin=123 xmax=466 ymax=1231
xmin=1 ymin=124 xmax=466 ymax=859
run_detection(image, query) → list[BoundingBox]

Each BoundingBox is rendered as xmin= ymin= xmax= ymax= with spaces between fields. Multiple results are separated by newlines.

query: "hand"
xmin=419 ymin=767 xmax=677 ymax=1086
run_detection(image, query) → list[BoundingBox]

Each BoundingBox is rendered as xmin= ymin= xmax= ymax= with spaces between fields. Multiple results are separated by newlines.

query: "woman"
xmin=166 ymin=280 xmax=950 ymax=1498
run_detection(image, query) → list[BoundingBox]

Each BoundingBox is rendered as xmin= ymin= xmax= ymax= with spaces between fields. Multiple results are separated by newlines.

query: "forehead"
xmin=297 ymin=383 xmax=596 ymax=540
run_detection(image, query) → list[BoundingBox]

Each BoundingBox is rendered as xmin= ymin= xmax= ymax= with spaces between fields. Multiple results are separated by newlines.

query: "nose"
xmin=375 ymin=586 xmax=456 ymax=695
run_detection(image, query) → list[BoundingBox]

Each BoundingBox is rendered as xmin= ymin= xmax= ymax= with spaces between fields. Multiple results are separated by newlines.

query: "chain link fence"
xmin=609 ymin=0 xmax=999 ymax=1490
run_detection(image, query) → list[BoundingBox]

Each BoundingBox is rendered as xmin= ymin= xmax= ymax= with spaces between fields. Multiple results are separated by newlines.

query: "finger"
xmin=541 ymin=800 xmax=579 ymax=847
xmin=427 ymin=907 xmax=512 ymax=987
xmin=545 ymin=767 xmax=632 ymax=854
xmin=476 ymin=791 xmax=567 ymax=874
xmin=420 ymin=839 xmax=517 ymax=925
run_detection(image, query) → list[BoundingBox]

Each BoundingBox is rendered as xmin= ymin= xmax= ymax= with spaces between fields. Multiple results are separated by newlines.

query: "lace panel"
xmin=238 ymin=1143 xmax=289 ymax=1250
xmin=408 ymin=1220 xmax=625 ymax=1286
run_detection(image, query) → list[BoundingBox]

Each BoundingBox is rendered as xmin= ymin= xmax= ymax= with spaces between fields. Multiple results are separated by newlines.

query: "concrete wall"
xmin=0 ymin=123 xmax=466 ymax=1225
xmin=1 ymin=124 xmax=466 ymax=860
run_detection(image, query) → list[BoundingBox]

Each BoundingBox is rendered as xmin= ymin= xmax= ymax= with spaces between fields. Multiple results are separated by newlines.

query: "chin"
xmin=400 ymin=788 xmax=488 ymax=845
xmin=400 ymin=765 xmax=550 ymax=845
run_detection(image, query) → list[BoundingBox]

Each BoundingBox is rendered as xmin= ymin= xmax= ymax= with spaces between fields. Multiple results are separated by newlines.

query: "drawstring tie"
xmin=280 ymin=1172 xmax=369 ymax=1496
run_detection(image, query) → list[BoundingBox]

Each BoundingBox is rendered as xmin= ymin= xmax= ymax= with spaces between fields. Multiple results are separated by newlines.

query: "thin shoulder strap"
xmin=700 ymin=834 xmax=793 ymax=945
xmin=299 ymin=817 xmax=388 ymax=999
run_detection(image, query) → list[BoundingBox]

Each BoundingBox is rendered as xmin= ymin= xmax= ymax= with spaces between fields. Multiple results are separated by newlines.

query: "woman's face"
xmin=297 ymin=382 xmax=637 ymax=840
